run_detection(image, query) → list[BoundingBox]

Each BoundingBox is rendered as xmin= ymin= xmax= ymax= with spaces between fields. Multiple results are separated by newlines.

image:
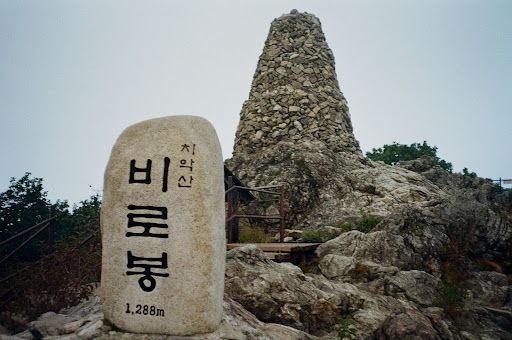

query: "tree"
xmin=56 ymin=193 xmax=101 ymax=242
xmin=0 ymin=172 xmax=102 ymax=267
xmin=0 ymin=173 xmax=53 ymax=241
xmin=366 ymin=141 xmax=453 ymax=172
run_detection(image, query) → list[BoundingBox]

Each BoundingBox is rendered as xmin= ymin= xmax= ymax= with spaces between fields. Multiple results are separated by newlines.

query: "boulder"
xmin=384 ymin=270 xmax=441 ymax=307
xmin=224 ymin=245 xmax=338 ymax=333
xmin=318 ymin=255 xmax=356 ymax=280
xmin=466 ymin=271 xmax=509 ymax=307
xmin=374 ymin=309 xmax=441 ymax=340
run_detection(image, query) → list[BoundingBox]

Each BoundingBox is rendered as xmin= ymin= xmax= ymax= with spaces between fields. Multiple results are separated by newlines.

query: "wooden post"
xmin=232 ymin=183 xmax=239 ymax=243
xmin=279 ymin=185 xmax=284 ymax=243
xmin=226 ymin=176 xmax=233 ymax=243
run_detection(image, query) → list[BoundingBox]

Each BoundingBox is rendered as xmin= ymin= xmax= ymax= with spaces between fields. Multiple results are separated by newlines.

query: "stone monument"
xmin=101 ymin=116 xmax=225 ymax=335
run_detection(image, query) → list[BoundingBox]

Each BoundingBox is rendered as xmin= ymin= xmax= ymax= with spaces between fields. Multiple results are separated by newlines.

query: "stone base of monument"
xmin=15 ymin=293 xmax=316 ymax=339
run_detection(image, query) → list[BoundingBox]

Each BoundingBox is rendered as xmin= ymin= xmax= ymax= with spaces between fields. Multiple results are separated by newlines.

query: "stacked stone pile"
xmin=232 ymin=9 xmax=360 ymax=156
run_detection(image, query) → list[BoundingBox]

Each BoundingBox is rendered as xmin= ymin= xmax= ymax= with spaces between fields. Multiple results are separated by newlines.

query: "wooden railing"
xmin=225 ymin=176 xmax=285 ymax=243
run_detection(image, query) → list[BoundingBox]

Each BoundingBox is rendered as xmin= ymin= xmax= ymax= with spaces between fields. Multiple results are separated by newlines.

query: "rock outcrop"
xmin=226 ymin=11 xmax=449 ymax=230
xmin=225 ymin=9 xmax=512 ymax=339
xmin=225 ymin=245 xmax=457 ymax=339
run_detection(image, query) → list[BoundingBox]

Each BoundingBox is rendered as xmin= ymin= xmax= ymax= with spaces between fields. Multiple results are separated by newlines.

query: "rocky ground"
xmin=4 ymin=241 xmax=511 ymax=339
xmin=1 ymin=289 xmax=316 ymax=340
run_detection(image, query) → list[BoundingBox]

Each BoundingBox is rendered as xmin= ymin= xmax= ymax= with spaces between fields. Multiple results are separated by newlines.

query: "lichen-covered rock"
xmin=225 ymin=10 xmax=512 ymax=282
xmin=9 ymin=9 xmax=512 ymax=340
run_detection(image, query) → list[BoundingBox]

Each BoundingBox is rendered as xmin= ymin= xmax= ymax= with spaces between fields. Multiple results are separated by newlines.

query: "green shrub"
xmin=302 ymin=230 xmax=323 ymax=242
xmin=462 ymin=167 xmax=477 ymax=178
xmin=366 ymin=141 xmax=453 ymax=172
xmin=337 ymin=221 xmax=352 ymax=232
xmin=355 ymin=217 xmax=381 ymax=233
xmin=239 ymin=227 xmax=274 ymax=243
xmin=335 ymin=317 xmax=357 ymax=340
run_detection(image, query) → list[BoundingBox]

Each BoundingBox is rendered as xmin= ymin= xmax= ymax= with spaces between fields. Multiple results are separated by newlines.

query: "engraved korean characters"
xmin=101 ymin=116 xmax=225 ymax=335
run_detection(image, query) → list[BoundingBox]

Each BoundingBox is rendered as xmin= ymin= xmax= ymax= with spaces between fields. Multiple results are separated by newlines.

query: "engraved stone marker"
xmin=101 ymin=116 xmax=225 ymax=335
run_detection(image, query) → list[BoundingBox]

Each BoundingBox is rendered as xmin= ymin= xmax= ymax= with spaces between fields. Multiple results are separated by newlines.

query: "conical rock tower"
xmin=232 ymin=10 xmax=360 ymax=157
xmin=226 ymin=11 xmax=446 ymax=229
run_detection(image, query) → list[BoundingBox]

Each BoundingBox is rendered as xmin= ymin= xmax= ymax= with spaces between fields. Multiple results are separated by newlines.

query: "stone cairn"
xmin=232 ymin=9 xmax=361 ymax=157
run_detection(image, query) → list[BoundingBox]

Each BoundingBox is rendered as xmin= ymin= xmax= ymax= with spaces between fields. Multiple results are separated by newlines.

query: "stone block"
xmin=101 ymin=116 xmax=225 ymax=335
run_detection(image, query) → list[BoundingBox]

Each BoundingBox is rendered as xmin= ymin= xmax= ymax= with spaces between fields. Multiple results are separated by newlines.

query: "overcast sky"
xmin=1 ymin=0 xmax=511 ymax=205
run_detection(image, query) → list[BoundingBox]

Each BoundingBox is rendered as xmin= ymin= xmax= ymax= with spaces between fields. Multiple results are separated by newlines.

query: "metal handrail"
xmin=225 ymin=177 xmax=285 ymax=243
xmin=0 ymin=216 xmax=56 ymax=247
xmin=0 ymin=228 xmax=99 ymax=284
xmin=0 ymin=223 xmax=50 ymax=266
xmin=225 ymin=185 xmax=282 ymax=195
xmin=226 ymin=214 xmax=282 ymax=223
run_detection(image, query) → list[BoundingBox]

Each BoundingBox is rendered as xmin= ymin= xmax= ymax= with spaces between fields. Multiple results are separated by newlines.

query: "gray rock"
xmin=374 ymin=309 xmax=441 ymax=339
xmin=28 ymin=312 xmax=79 ymax=336
xmin=318 ymin=254 xmax=356 ymax=279
xmin=316 ymin=231 xmax=418 ymax=270
xmin=385 ymin=270 xmax=440 ymax=306
xmin=225 ymin=245 xmax=338 ymax=333
xmin=76 ymin=319 xmax=102 ymax=339
xmin=466 ymin=271 xmax=509 ymax=307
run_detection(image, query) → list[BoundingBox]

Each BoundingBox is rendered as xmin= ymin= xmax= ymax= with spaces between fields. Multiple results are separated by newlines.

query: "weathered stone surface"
xmin=101 ymin=116 xmax=225 ymax=335
xmin=384 ymin=270 xmax=440 ymax=306
xmin=7 ymin=9 xmax=512 ymax=340
xmin=318 ymin=255 xmax=356 ymax=279
xmin=28 ymin=312 xmax=78 ymax=336
xmin=466 ymin=271 xmax=509 ymax=307
xmin=1 ymin=332 xmax=33 ymax=340
xmin=374 ymin=309 xmax=441 ymax=340
xmin=227 ymin=140 xmax=447 ymax=232
xmin=224 ymin=245 xmax=338 ymax=334
xmin=316 ymin=230 xmax=419 ymax=270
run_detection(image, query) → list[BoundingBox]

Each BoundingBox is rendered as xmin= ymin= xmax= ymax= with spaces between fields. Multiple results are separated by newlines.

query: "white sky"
xmin=1 ymin=0 xmax=511 ymax=204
